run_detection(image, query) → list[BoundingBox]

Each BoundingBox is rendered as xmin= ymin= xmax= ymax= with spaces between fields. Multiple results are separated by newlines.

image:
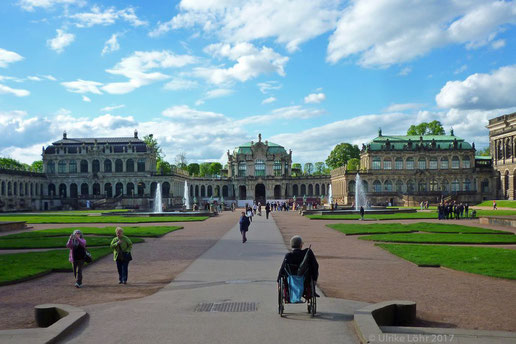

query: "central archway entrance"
xmin=255 ymin=183 xmax=266 ymax=204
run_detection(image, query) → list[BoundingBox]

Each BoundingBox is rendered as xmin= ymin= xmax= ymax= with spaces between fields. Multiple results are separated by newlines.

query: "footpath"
xmin=62 ymin=214 xmax=367 ymax=344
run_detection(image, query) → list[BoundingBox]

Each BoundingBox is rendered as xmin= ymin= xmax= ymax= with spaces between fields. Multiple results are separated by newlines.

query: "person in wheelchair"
xmin=277 ymin=235 xmax=319 ymax=300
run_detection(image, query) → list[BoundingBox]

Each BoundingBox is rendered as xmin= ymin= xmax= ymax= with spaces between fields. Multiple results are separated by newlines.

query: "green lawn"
xmin=360 ymin=233 xmax=516 ymax=244
xmin=0 ymin=235 xmax=144 ymax=249
xmin=0 ymin=226 xmax=183 ymax=239
xmin=474 ymin=209 xmax=516 ymax=216
xmin=476 ymin=200 xmax=516 ymax=208
xmin=377 ymin=244 xmax=516 ymax=279
xmin=307 ymin=212 xmax=437 ymax=220
xmin=326 ymin=222 xmax=509 ymax=235
xmin=0 ymin=247 xmax=112 ymax=284
xmin=0 ymin=215 xmax=208 ymax=223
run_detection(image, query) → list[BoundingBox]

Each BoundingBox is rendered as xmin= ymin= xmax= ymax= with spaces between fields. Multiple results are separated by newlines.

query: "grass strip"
xmin=326 ymin=222 xmax=509 ymax=235
xmin=377 ymin=244 xmax=516 ymax=279
xmin=0 ymin=247 xmax=112 ymax=284
xmin=475 ymin=200 xmax=516 ymax=208
xmin=307 ymin=212 xmax=437 ymax=220
xmin=0 ymin=236 xmax=144 ymax=249
xmin=360 ymin=233 xmax=516 ymax=244
xmin=0 ymin=215 xmax=208 ymax=223
xmin=409 ymin=222 xmax=510 ymax=234
xmin=326 ymin=223 xmax=415 ymax=235
xmin=0 ymin=226 xmax=182 ymax=239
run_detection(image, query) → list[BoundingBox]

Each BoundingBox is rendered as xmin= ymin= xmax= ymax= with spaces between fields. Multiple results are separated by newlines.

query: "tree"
xmin=325 ymin=143 xmax=360 ymax=170
xmin=157 ymin=160 xmax=172 ymax=174
xmin=291 ymin=163 xmax=302 ymax=177
xmin=407 ymin=120 xmax=445 ymax=136
xmin=209 ymin=162 xmax=222 ymax=176
xmin=187 ymin=163 xmax=200 ymax=176
xmin=175 ymin=152 xmax=188 ymax=170
xmin=303 ymin=162 xmax=314 ymax=175
xmin=0 ymin=157 xmax=29 ymax=171
xmin=346 ymin=158 xmax=360 ymax=171
xmin=199 ymin=162 xmax=211 ymax=177
xmin=31 ymin=160 xmax=43 ymax=172
xmin=478 ymin=146 xmax=491 ymax=156
xmin=314 ymin=162 xmax=326 ymax=175
xmin=143 ymin=134 xmax=164 ymax=161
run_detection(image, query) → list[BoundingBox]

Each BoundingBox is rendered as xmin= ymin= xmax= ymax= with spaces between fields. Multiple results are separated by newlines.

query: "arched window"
xmin=104 ymin=159 xmax=112 ymax=173
xmin=238 ymin=161 xmax=246 ymax=177
xmin=104 ymin=183 xmax=112 ymax=197
xmin=418 ymin=180 xmax=427 ymax=192
xmin=48 ymin=183 xmax=56 ymax=196
xmin=8 ymin=181 xmax=12 ymax=196
xmin=395 ymin=157 xmax=403 ymax=170
xmin=430 ymin=179 xmax=438 ymax=191
xmin=322 ymin=184 xmax=326 ymax=196
xmin=349 ymin=180 xmax=356 ymax=194
xmin=451 ymin=179 xmax=460 ymax=191
xmin=207 ymin=185 xmax=213 ymax=197
xmin=162 ymin=182 xmax=170 ymax=197
xmin=462 ymin=156 xmax=471 ymax=168
xmin=201 ymin=185 xmax=206 ymax=197
xmin=137 ymin=159 xmax=145 ymax=172
xmin=195 ymin=185 xmax=199 ymax=197
xmin=115 ymin=159 xmax=123 ymax=172
xmin=315 ymin=184 xmax=320 ymax=196
xmin=440 ymin=157 xmax=449 ymax=169
xmin=69 ymin=160 xmax=77 ymax=173
xmin=362 ymin=180 xmax=368 ymax=192
xmin=274 ymin=160 xmax=282 ymax=176
xmin=255 ymin=159 xmax=265 ymax=176
xmin=301 ymin=184 xmax=306 ymax=195
xmin=463 ymin=178 xmax=471 ymax=191
xmin=92 ymin=159 xmax=100 ymax=173
xmin=58 ymin=160 xmax=66 ymax=173
xmin=222 ymin=185 xmax=228 ymax=197
xmin=292 ymin=184 xmax=299 ymax=196
xmin=1 ymin=181 xmax=5 ymax=195
xmin=93 ymin=183 xmax=101 ymax=195
xmin=407 ymin=180 xmax=415 ymax=193
xmin=373 ymin=180 xmax=381 ymax=192
xmin=80 ymin=160 xmax=88 ymax=173
xmin=70 ymin=183 xmax=78 ymax=198
xmin=215 ymin=185 xmax=220 ymax=197
xmin=441 ymin=179 xmax=449 ymax=192
xmin=481 ymin=179 xmax=489 ymax=193
xmin=81 ymin=183 xmax=89 ymax=196
xmin=418 ymin=158 xmax=426 ymax=169
xmin=429 ymin=158 xmax=437 ymax=170
xmin=396 ymin=180 xmax=403 ymax=192
xmin=383 ymin=159 xmax=392 ymax=170
xmin=14 ymin=182 xmax=17 ymax=196
xmin=116 ymin=182 xmax=123 ymax=197
xmin=127 ymin=183 xmax=134 ymax=196
xmin=384 ymin=180 xmax=393 ymax=192
xmin=308 ymin=184 xmax=313 ymax=196
xmin=406 ymin=157 xmax=414 ymax=170
xmin=47 ymin=160 xmax=55 ymax=173
xmin=137 ymin=182 xmax=145 ymax=196
xmin=451 ymin=156 xmax=460 ymax=169
xmin=372 ymin=157 xmax=381 ymax=169
xmin=126 ymin=159 xmax=134 ymax=172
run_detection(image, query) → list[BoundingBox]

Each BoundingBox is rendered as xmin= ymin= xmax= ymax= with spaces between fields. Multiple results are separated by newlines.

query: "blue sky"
xmin=1 ymin=0 xmax=516 ymax=165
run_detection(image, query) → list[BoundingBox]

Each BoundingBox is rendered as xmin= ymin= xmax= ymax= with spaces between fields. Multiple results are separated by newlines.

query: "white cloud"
xmin=304 ymin=92 xmax=325 ymax=104
xmin=195 ymin=88 xmax=234 ymax=105
xmin=101 ymin=33 xmax=120 ymax=55
xmin=61 ymin=79 xmax=103 ymax=94
xmin=102 ymin=50 xmax=197 ymax=94
xmin=100 ymin=104 xmax=125 ymax=112
xmin=194 ymin=43 xmax=288 ymax=85
xmin=384 ymin=103 xmax=425 ymax=112
xmin=454 ymin=65 xmax=468 ymax=74
xmin=47 ymin=29 xmax=75 ymax=53
xmin=149 ymin=0 xmax=341 ymax=52
xmin=0 ymin=48 xmax=24 ymax=68
xmin=82 ymin=95 xmax=91 ymax=102
xmin=258 ymin=80 xmax=281 ymax=94
xmin=43 ymin=74 xmax=57 ymax=81
xmin=0 ymin=84 xmax=30 ymax=97
xmin=492 ymin=39 xmax=506 ymax=49
xmin=398 ymin=67 xmax=411 ymax=76
xmin=27 ymin=76 xmax=43 ymax=81
xmin=436 ymin=65 xmax=516 ymax=110
xmin=327 ymin=0 xmax=516 ymax=67
xmin=164 ymin=78 xmax=198 ymax=91
xmin=70 ymin=5 xmax=147 ymax=28
xmin=18 ymin=0 xmax=82 ymax=11
xmin=262 ymin=96 xmax=276 ymax=104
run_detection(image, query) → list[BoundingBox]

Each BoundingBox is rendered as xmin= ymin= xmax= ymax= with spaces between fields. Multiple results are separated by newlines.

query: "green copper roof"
xmin=475 ymin=156 xmax=491 ymax=160
xmin=367 ymin=134 xmax=473 ymax=151
xmin=234 ymin=141 xmax=287 ymax=155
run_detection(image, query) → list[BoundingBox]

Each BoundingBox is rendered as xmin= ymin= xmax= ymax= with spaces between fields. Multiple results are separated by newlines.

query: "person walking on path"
xmin=246 ymin=205 xmax=253 ymax=223
xmin=239 ymin=211 xmax=251 ymax=243
xmin=110 ymin=227 xmax=133 ymax=285
xmin=265 ymin=202 xmax=271 ymax=219
xmin=493 ymin=200 xmax=497 ymax=210
xmin=360 ymin=206 xmax=365 ymax=220
xmin=66 ymin=229 xmax=87 ymax=288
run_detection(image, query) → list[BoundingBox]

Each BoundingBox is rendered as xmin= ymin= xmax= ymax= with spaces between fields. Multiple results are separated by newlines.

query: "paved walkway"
xmin=63 ymin=214 xmax=367 ymax=344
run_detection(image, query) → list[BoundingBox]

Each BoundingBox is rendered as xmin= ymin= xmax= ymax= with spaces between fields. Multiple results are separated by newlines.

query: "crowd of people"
xmin=437 ymin=201 xmax=472 ymax=220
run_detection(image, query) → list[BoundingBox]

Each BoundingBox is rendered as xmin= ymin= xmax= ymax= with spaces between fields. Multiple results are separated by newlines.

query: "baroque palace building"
xmin=331 ymin=129 xmax=497 ymax=206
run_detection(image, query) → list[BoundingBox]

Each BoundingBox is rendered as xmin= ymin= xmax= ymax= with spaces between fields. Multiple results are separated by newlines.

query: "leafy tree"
xmin=478 ymin=146 xmax=491 ymax=156
xmin=314 ymin=162 xmax=326 ymax=175
xmin=303 ymin=162 xmax=314 ymax=175
xmin=157 ymin=160 xmax=172 ymax=174
xmin=175 ymin=152 xmax=188 ymax=170
xmin=346 ymin=158 xmax=360 ymax=171
xmin=407 ymin=120 xmax=445 ymax=136
xmin=0 ymin=157 xmax=29 ymax=171
xmin=291 ymin=163 xmax=302 ymax=177
xmin=209 ymin=162 xmax=222 ymax=176
xmin=187 ymin=163 xmax=200 ymax=176
xmin=199 ymin=162 xmax=211 ymax=177
xmin=143 ymin=134 xmax=164 ymax=161
xmin=325 ymin=143 xmax=360 ymax=170
xmin=31 ymin=160 xmax=43 ymax=172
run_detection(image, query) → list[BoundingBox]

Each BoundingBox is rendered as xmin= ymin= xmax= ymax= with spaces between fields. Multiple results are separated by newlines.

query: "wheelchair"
xmin=277 ymin=263 xmax=317 ymax=317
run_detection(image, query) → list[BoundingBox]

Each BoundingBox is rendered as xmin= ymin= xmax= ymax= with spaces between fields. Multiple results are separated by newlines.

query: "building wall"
xmin=488 ymin=112 xmax=516 ymax=199
xmin=0 ymin=169 xmax=47 ymax=212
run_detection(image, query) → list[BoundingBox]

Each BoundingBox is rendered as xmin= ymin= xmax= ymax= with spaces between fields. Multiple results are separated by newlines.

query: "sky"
xmin=1 ymin=0 xmax=516 ymax=166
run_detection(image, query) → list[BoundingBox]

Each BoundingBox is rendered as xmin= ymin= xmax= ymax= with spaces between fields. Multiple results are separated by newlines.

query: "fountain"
xmin=328 ymin=185 xmax=333 ymax=206
xmin=355 ymin=173 xmax=368 ymax=211
xmin=153 ymin=183 xmax=163 ymax=213
xmin=183 ymin=181 xmax=191 ymax=210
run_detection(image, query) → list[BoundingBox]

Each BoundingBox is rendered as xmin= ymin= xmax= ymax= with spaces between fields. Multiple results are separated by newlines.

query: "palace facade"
xmin=331 ymin=130 xmax=497 ymax=206
xmin=488 ymin=112 xmax=516 ymax=199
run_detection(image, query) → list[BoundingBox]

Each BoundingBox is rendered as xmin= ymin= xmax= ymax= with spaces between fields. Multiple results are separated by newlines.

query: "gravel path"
xmin=0 ymin=212 xmax=237 ymax=330
xmin=272 ymin=211 xmax=516 ymax=332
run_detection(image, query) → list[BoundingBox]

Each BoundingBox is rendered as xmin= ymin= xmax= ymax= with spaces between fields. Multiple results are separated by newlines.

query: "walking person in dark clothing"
xmin=465 ymin=203 xmax=469 ymax=218
xmin=239 ymin=211 xmax=251 ymax=243
xmin=360 ymin=206 xmax=365 ymax=220
xmin=66 ymin=229 xmax=87 ymax=288
xmin=265 ymin=202 xmax=271 ymax=219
